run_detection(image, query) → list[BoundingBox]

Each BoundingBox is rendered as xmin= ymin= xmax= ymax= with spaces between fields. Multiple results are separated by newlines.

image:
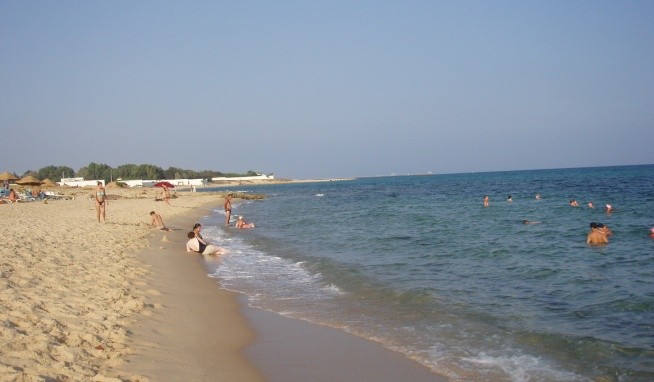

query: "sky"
xmin=1 ymin=1 xmax=653 ymax=179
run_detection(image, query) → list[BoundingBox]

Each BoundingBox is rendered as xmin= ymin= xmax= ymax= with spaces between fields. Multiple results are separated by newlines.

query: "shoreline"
xmin=122 ymin=200 xmax=263 ymax=381
xmin=126 ymin=199 xmax=448 ymax=381
xmin=243 ymin=303 xmax=447 ymax=381
xmin=0 ymin=188 xmax=448 ymax=381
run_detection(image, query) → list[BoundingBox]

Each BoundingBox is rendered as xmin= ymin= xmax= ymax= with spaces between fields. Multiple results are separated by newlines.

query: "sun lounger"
xmin=18 ymin=193 xmax=36 ymax=202
xmin=44 ymin=191 xmax=74 ymax=200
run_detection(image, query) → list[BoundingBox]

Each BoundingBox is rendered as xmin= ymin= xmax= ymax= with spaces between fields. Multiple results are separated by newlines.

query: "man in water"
xmin=597 ymin=223 xmax=612 ymax=237
xmin=587 ymin=222 xmax=609 ymax=245
xmin=483 ymin=195 xmax=489 ymax=207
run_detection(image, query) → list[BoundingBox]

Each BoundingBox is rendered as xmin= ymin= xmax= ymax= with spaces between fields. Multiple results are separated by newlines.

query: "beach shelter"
xmin=16 ymin=175 xmax=43 ymax=186
xmin=0 ymin=171 xmax=18 ymax=181
xmin=41 ymin=178 xmax=58 ymax=187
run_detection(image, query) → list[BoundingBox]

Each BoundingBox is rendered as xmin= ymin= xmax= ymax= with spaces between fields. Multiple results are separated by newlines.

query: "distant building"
xmin=211 ymin=173 xmax=274 ymax=182
xmin=60 ymin=178 xmax=103 ymax=187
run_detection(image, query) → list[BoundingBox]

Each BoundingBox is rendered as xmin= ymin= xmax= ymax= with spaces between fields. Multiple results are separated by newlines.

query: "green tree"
xmin=114 ymin=164 xmax=137 ymax=180
xmin=77 ymin=163 xmax=113 ymax=182
xmin=113 ymin=164 xmax=164 ymax=180
xmin=139 ymin=164 xmax=164 ymax=180
xmin=20 ymin=170 xmax=38 ymax=178
xmin=164 ymin=167 xmax=184 ymax=179
xmin=37 ymin=165 xmax=75 ymax=181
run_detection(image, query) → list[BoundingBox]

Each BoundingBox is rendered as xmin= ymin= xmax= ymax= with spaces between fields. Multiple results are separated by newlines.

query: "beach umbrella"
xmin=16 ymin=175 xmax=43 ymax=186
xmin=41 ymin=178 xmax=58 ymax=187
xmin=153 ymin=181 xmax=175 ymax=188
xmin=0 ymin=171 xmax=18 ymax=181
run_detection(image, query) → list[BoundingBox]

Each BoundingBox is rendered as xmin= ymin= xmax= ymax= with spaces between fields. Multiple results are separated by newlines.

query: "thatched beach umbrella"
xmin=41 ymin=178 xmax=57 ymax=187
xmin=0 ymin=171 xmax=18 ymax=181
xmin=16 ymin=175 xmax=43 ymax=186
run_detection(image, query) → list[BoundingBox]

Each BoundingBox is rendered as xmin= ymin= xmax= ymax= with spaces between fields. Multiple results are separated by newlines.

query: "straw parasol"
xmin=0 ymin=171 xmax=18 ymax=181
xmin=41 ymin=178 xmax=58 ymax=187
xmin=16 ymin=175 xmax=43 ymax=186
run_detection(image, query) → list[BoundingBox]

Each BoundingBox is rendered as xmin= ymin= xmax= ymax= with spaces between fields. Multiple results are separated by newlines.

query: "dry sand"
xmin=0 ymin=187 xmax=236 ymax=381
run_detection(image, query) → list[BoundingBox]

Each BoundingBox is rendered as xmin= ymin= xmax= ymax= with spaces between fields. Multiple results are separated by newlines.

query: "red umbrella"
xmin=153 ymin=181 xmax=175 ymax=188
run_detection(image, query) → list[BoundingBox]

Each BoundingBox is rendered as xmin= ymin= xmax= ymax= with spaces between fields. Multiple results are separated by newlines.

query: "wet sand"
xmin=125 ymin=199 xmax=448 ymax=381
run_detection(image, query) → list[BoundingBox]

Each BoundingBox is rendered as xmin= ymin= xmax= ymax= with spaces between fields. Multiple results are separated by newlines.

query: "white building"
xmin=60 ymin=178 xmax=104 ymax=187
xmin=211 ymin=174 xmax=274 ymax=182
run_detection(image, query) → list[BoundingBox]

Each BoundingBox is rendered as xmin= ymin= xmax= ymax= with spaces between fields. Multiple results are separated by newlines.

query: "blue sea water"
xmin=197 ymin=165 xmax=654 ymax=381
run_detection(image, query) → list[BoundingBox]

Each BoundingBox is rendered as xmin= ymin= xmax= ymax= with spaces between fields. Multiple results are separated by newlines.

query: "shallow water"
xmin=199 ymin=165 xmax=654 ymax=381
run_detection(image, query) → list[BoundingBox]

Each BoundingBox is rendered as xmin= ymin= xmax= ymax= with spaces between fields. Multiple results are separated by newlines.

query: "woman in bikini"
xmin=95 ymin=181 xmax=107 ymax=223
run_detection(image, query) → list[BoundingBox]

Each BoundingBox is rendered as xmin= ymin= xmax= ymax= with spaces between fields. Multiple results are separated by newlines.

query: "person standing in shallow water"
xmin=483 ymin=195 xmax=489 ymax=207
xmin=95 ymin=181 xmax=107 ymax=223
xmin=224 ymin=193 xmax=233 ymax=226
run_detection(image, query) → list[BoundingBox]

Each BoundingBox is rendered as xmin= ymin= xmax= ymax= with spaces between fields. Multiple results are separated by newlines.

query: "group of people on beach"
xmin=1 ymin=188 xmax=18 ymax=203
xmin=224 ymin=193 xmax=255 ymax=229
xmin=183 ymin=194 xmax=256 ymax=256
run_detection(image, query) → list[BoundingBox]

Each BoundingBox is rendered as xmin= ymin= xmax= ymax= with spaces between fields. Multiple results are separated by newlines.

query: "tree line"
xmin=17 ymin=163 xmax=262 ymax=184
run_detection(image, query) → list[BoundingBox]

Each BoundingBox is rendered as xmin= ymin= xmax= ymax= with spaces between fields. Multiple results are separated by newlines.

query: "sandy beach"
xmin=0 ymin=185 xmax=446 ymax=381
xmin=0 ymin=186 xmax=231 ymax=381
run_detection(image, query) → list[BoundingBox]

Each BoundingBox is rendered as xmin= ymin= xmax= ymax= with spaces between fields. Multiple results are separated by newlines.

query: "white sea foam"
xmin=464 ymin=352 xmax=584 ymax=382
xmin=207 ymin=229 xmax=343 ymax=314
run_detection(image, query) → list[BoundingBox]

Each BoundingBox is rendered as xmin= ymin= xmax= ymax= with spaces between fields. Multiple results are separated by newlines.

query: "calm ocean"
xmin=197 ymin=165 xmax=653 ymax=381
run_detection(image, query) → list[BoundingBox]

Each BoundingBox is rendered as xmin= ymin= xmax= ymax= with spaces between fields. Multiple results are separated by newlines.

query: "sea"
xmin=196 ymin=165 xmax=653 ymax=381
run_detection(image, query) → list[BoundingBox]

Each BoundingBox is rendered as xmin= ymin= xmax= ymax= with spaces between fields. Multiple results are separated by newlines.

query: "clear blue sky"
xmin=2 ymin=1 xmax=653 ymax=179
